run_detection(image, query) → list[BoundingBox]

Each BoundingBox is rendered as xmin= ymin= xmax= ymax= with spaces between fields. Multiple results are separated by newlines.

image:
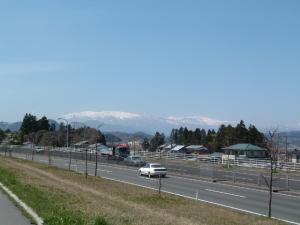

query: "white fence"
xmin=2 ymin=145 xmax=300 ymax=172
xmin=138 ymin=151 xmax=300 ymax=172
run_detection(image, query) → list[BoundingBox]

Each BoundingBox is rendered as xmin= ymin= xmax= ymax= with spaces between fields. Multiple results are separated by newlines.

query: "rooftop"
xmin=186 ymin=145 xmax=208 ymax=150
xmin=171 ymin=145 xmax=186 ymax=151
xmin=222 ymin=143 xmax=267 ymax=152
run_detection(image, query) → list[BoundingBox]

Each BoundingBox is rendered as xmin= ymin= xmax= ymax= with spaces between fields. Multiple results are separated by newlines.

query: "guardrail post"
xmin=286 ymin=173 xmax=290 ymax=191
xmin=68 ymin=149 xmax=72 ymax=171
xmin=257 ymin=173 xmax=261 ymax=186
xmin=48 ymin=148 xmax=52 ymax=166
xmin=95 ymin=150 xmax=98 ymax=177
xmin=158 ymin=174 xmax=162 ymax=196
xmin=85 ymin=148 xmax=88 ymax=179
xmin=32 ymin=149 xmax=34 ymax=161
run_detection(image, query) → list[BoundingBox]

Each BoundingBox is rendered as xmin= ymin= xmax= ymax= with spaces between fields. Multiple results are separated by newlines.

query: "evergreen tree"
xmin=200 ymin=129 xmax=206 ymax=145
xmin=20 ymin=113 xmax=38 ymax=135
xmin=0 ymin=129 xmax=5 ymax=142
xmin=150 ymin=132 xmax=165 ymax=152
xmin=37 ymin=116 xmax=50 ymax=131
xmin=205 ymin=129 xmax=217 ymax=150
xmin=170 ymin=129 xmax=179 ymax=144
xmin=248 ymin=125 xmax=264 ymax=144
xmin=142 ymin=138 xmax=150 ymax=150
xmin=193 ymin=128 xmax=202 ymax=145
xmin=235 ymin=120 xmax=249 ymax=143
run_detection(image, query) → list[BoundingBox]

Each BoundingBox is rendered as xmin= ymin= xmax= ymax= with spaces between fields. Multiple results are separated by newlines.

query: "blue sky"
xmin=0 ymin=0 xmax=300 ymax=130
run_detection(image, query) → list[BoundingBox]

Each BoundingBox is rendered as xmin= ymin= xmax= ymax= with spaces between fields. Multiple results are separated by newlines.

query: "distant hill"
xmin=0 ymin=121 xmax=22 ymax=132
xmin=0 ymin=119 xmax=59 ymax=132
xmin=104 ymin=131 xmax=153 ymax=142
xmin=279 ymin=131 xmax=300 ymax=149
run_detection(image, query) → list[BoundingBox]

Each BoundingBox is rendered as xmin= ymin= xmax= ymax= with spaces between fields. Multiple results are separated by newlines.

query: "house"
xmin=291 ymin=149 xmax=300 ymax=163
xmin=74 ymin=141 xmax=89 ymax=149
xmin=169 ymin=145 xmax=186 ymax=154
xmin=222 ymin=143 xmax=268 ymax=159
xmin=186 ymin=145 xmax=209 ymax=155
xmin=158 ymin=144 xmax=176 ymax=152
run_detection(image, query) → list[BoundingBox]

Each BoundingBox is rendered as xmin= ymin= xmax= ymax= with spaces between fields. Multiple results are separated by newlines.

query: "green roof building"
xmin=222 ymin=143 xmax=268 ymax=158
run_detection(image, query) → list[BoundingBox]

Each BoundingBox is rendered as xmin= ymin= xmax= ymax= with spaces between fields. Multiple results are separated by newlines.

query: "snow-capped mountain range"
xmin=63 ymin=111 xmax=228 ymax=134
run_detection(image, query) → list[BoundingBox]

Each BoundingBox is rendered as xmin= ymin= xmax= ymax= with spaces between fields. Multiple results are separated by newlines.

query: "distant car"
xmin=124 ymin=156 xmax=146 ymax=167
xmin=185 ymin=155 xmax=198 ymax=161
xmin=208 ymin=152 xmax=223 ymax=162
xmin=34 ymin=146 xmax=44 ymax=152
xmin=139 ymin=163 xmax=167 ymax=178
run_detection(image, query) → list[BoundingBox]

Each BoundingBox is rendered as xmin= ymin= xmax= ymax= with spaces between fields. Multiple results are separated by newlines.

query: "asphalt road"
xmin=6 ymin=152 xmax=300 ymax=225
xmin=160 ymin=160 xmax=300 ymax=191
xmin=0 ymin=190 xmax=31 ymax=225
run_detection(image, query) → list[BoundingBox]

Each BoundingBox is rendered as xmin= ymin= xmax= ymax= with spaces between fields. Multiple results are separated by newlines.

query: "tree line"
xmin=10 ymin=113 xmax=106 ymax=147
xmin=0 ymin=129 xmax=5 ymax=143
xmin=143 ymin=120 xmax=265 ymax=152
xmin=2 ymin=114 xmax=264 ymax=152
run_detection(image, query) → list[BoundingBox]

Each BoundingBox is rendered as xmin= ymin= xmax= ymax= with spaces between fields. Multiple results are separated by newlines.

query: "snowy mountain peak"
xmin=64 ymin=111 xmax=141 ymax=121
xmin=61 ymin=111 xmax=228 ymax=134
xmin=167 ymin=116 xmax=227 ymax=126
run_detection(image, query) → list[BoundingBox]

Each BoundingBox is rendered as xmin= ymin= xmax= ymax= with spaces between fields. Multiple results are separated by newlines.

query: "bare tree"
xmin=264 ymin=128 xmax=279 ymax=218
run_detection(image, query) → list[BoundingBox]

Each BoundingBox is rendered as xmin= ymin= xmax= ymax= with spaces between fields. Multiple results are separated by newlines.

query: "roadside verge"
xmin=0 ymin=182 xmax=44 ymax=225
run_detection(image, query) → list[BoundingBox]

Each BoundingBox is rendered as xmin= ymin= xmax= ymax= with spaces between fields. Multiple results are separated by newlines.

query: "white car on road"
xmin=139 ymin=163 xmax=167 ymax=178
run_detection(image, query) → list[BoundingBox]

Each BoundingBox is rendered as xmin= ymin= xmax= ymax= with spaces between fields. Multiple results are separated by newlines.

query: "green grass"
xmin=0 ymin=166 xmax=110 ymax=225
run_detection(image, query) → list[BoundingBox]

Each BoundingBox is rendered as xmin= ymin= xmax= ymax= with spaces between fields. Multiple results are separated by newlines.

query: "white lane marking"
xmin=168 ymin=175 xmax=300 ymax=200
xmin=140 ymin=177 xmax=157 ymax=181
xmin=170 ymin=168 xmax=189 ymax=172
xmin=287 ymin=178 xmax=300 ymax=182
xmin=0 ymin=182 xmax=44 ymax=225
xmin=97 ymin=169 xmax=112 ymax=173
xmin=205 ymin=189 xmax=246 ymax=198
xmin=39 ymin=159 xmax=48 ymax=163
xmin=101 ymin=176 xmax=300 ymax=225
xmin=99 ymin=163 xmax=138 ymax=172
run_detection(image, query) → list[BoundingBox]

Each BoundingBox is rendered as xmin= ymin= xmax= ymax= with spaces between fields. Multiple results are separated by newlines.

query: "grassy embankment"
xmin=0 ymin=156 xmax=288 ymax=225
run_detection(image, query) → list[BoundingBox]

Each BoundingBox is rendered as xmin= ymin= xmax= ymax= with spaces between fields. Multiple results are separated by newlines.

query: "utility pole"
xmin=285 ymin=136 xmax=288 ymax=162
xmin=268 ymin=130 xmax=277 ymax=218
xmin=58 ymin=118 xmax=70 ymax=170
xmin=133 ymin=137 xmax=136 ymax=156
xmin=95 ymin=143 xmax=98 ymax=177
xmin=269 ymin=155 xmax=274 ymax=218
xmin=95 ymin=123 xmax=104 ymax=177
xmin=85 ymin=148 xmax=88 ymax=179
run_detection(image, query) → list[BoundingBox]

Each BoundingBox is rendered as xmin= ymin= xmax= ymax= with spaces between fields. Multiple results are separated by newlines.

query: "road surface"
xmin=0 ymin=190 xmax=31 ymax=225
